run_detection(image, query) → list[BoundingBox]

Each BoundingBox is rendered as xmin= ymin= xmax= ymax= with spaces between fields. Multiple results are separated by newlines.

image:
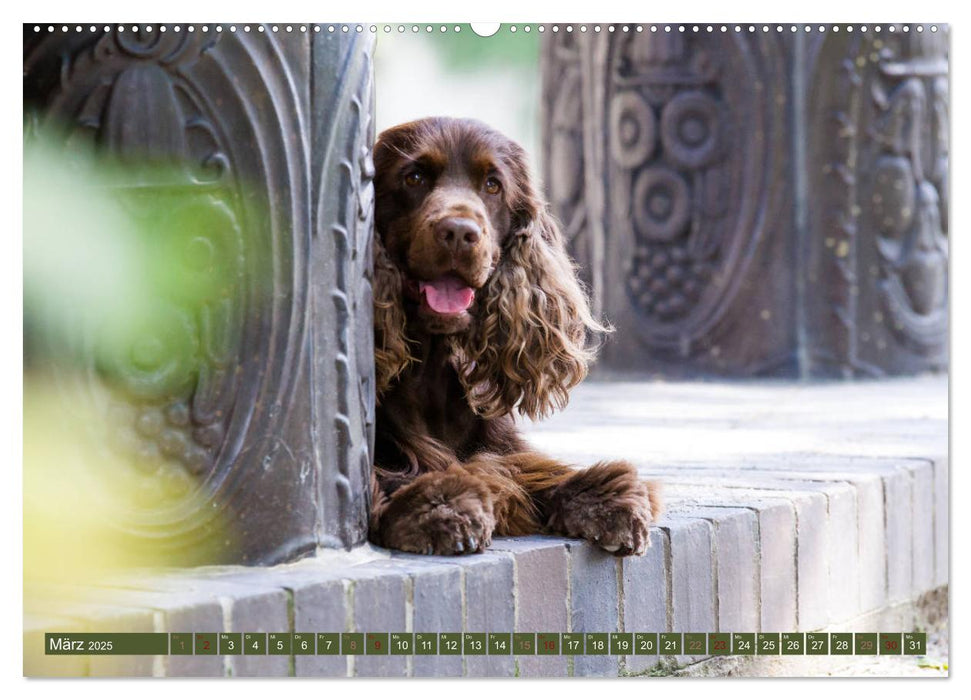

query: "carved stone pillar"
xmin=542 ymin=25 xmax=948 ymax=378
xmin=804 ymin=28 xmax=949 ymax=376
xmin=23 ymin=25 xmax=376 ymax=564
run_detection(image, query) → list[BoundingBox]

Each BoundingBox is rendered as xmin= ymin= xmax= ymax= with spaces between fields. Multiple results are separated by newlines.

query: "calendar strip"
xmin=44 ymin=632 xmax=927 ymax=656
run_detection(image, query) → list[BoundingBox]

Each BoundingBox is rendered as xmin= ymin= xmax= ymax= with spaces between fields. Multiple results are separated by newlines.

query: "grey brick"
xmin=144 ymin=574 xmax=290 ymax=677
xmin=346 ymin=564 xmax=408 ymax=677
xmin=684 ymin=506 xmax=759 ymax=634
xmin=661 ymin=516 xmax=714 ymax=665
xmin=788 ymin=490 xmax=830 ymax=631
xmin=651 ymin=472 xmax=855 ymax=630
xmin=462 ymin=551 xmax=516 ymax=677
xmin=838 ymin=474 xmax=887 ymax=614
xmin=379 ymin=556 xmax=464 ymax=677
xmin=907 ymin=461 xmax=936 ymax=595
xmin=621 ymin=527 xmax=667 ymax=674
xmin=289 ymin=575 xmax=348 ymax=677
xmin=567 ymin=542 xmax=620 ymax=677
xmin=224 ymin=568 xmax=351 ymax=678
xmin=933 ymin=458 xmax=949 ymax=589
xmin=491 ymin=537 xmax=570 ymax=677
xmin=754 ymin=500 xmax=798 ymax=632
xmin=649 ymin=484 xmax=798 ymax=633
xmin=818 ymin=483 xmax=860 ymax=623
xmin=884 ymin=468 xmax=914 ymax=603
xmin=76 ymin=585 xmax=226 ymax=677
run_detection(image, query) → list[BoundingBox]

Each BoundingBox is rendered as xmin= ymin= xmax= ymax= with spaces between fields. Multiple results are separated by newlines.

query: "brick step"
xmin=25 ymin=376 xmax=947 ymax=677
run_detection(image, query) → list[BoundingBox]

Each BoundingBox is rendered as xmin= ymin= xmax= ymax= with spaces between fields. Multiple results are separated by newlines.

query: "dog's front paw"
xmin=377 ymin=467 xmax=496 ymax=555
xmin=545 ymin=461 xmax=660 ymax=556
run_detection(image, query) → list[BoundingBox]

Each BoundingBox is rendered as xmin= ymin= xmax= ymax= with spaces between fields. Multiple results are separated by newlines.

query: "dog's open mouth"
xmin=412 ymin=274 xmax=476 ymax=315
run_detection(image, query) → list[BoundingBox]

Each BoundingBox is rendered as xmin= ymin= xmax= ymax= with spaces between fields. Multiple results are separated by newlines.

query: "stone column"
xmin=542 ymin=25 xmax=948 ymax=378
xmin=23 ymin=25 xmax=376 ymax=564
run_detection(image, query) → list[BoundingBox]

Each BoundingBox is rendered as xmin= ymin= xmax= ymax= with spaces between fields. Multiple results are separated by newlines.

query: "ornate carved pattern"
xmin=26 ymin=29 xmax=251 ymax=517
xmin=541 ymin=31 xmax=593 ymax=291
xmin=24 ymin=26 xmax=376 ymax=562
xmin=806 ymin=26 xmax=948 ymax=375
xmin=870 ymin=36 xmax=948 ymax=351
xmin=310 ymin=30 xmax=377 ymax=549
xmin=544 ymin=27 xmax=947 ymax=378
xmin=608 ymin=33 xmax=756 ymax=341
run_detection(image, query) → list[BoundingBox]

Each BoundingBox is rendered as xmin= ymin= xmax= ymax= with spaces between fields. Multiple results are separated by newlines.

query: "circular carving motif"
xmin=97 ymin=303 xmax=200 ymax=401
xmin=871 ymin=155 xmax=916 ymax=240
xmin=609 ymin=91 xmax=657 ymax=169
xmin=159 ymin=198 xmax=240 ymax=303
xmin=660 ymin=91 xmax=722 ymax=169
xmin=632 ymin=167 xmax=691 ymax=242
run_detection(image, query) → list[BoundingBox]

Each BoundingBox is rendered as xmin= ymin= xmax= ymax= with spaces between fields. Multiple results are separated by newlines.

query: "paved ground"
xmin=524 ymin=375 xmax=947 ymax=469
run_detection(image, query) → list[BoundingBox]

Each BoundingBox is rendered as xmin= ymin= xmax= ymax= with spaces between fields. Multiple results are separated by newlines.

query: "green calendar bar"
xmin=904 ymin=632 xmax=926 ymax=656
xmin=464 ymin=633 xmax=487 ymax=655
xmin=831 ymin=633 xmax=853 ymax=655
xmin=316 ymin=633 xmax=340 ymax=654
xmin=708 ymin=633 xmax=730 ymax=655
xmin=610 ymin=633 xmax=633 ymax=655
xmin=879 ymin=633 xmax=902 ymax=655
xmin=732 ymin=633 xmax=755 ymax=655
xmin=586 ymin=633 xmax=609 ymax=655
xmin=366 ymin=633 xmax=389 ymax=655
xmin=293 ymin=633 xmax=315 ymax=654
xmin=220 ymin=633 xmax=242 ymax=655
xmin=415 ymin=633 xmax=437 ymax=655
xmin=634 ymin=633 xmax=658 ymax=655
xmin=43 ymin=630 xmax=934 ymax=656
xmin=390 ymin=633 xmax=413 ymax=655
xmin=561 ymin=633 xmax=583 ymax=655
xmin=244 ymin=632 xmax=266 ymax=655
xmin=195 ymin=633 xmax=217 ymax=655
xmin=807 ymin=632 xmax=828 ymax=655
xmin=758 ymin=633 xmax=780 ymax=655
xmin=488 ymin=633 xmax=511 ymax=655
xmin=781 ymin=632 xmax=804 ymax=655
xmin=268 ymin=633 xmax=291 ymax=655
xmin=684 ymin=633 xmax=706 ymax=656
xmin=439 ymin=633 xmax=462 ymax=655
xmin=537 ymin=633 xmax=559 ymax=655
xmin=44 ymin=633 xmax=169 ymax=655
xmin=513 ymin=633 xmax=535 ymax=654
xmin=170 ymin=633 xmax=192 ymax=655
xmin=660 ymin=633 xmax=682 ymax=655
xmin=855 ymin=633 xmax=878 ymax=655
xmin=341 ymin=633 xmax=364 ymax=655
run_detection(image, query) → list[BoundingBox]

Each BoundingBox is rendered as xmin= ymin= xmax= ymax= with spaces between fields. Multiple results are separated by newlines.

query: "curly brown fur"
xmin=370 ymin=117 xmax=660 ymax=557
xmin=373 ymin=235 xmax=414 ymax=397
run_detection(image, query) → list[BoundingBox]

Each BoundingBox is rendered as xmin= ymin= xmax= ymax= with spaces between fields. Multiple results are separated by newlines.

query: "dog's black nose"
xmin=435 ymin=217 xmax=481 ymax=252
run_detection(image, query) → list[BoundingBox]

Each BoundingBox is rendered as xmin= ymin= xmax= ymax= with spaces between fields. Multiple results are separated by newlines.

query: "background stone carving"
xmin=805 ymin=26 xmax=948 ymax=376
xmin=542 ymin=25 xmax=948 ymax=378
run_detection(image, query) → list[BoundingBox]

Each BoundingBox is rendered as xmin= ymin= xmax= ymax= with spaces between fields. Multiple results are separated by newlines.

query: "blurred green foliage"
xmin=425 ymin=25 xmax=540 ymax=70
xmin=24 ymin=131 xmax=245 ymax=580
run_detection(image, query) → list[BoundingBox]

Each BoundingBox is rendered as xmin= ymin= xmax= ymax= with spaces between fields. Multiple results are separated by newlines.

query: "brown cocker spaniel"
xmin=369 ymin=117 xmax=660 ymax=556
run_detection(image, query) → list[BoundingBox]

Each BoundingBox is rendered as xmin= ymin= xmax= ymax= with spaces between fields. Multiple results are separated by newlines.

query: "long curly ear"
xmin=373 ymin=233 xmax=413 ymax=399
xmin=451 ymin=180 xmax=609 ymax=420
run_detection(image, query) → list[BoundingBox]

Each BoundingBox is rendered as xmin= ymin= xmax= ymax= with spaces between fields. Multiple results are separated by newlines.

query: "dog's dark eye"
xmin=484 ymin=177 xmax=501 ymax=195
xmin=404 ymin=170 xmax=425 ymax=188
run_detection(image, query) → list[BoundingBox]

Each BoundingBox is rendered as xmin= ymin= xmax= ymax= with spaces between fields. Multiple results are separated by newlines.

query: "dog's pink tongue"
xmin=419 ymin=277 xmax=475 ymax=314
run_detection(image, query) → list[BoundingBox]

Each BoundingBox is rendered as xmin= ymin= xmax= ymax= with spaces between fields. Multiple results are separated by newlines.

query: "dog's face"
xmin=374 ymin=118 xmax=527 ymax=334
xmin=373 ymin=116 xmax=604 ymax=419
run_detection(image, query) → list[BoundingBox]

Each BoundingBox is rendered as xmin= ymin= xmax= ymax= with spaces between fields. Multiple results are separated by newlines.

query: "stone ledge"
xmin=24 ymin=377 xmax=947 ymax=677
